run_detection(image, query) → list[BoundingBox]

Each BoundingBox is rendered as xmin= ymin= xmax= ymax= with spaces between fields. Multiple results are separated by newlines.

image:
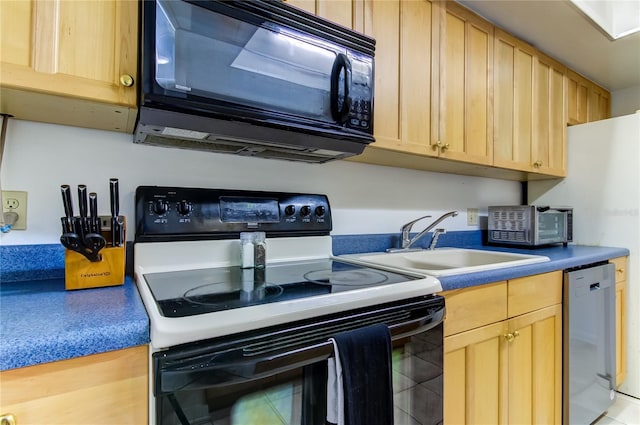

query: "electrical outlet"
xmin=467 ymin=208 xmax=479 ymax=226
xmin=2 ymin=191 xmax=27 ymax=230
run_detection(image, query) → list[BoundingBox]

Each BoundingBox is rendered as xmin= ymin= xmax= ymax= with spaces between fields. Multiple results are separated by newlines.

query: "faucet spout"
xmin=398 ymin=211 xmax=458 ymax=250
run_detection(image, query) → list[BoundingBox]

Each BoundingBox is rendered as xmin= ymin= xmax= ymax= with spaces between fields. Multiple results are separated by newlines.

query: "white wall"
xmin=0 ymin=120 xmax=521 ymax=245
xmin=611 ymin=84 xmax=640 ymax=117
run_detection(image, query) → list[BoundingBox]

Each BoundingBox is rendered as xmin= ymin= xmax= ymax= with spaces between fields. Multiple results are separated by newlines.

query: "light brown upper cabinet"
xmin=436 ymin=1 xmax=493 ymax=165
xmin=0 ymin=0 xmax=138 ymax=132
xmin=354 ymin=0 xmax=493 ymax=165
xmin=361 ymin=0 xmax=438 ymax=157
xmin=532 ymin=53 xmax=567 ymax=176
xmin=493 ymin=30 xmax=566 ymax=176
xmin=566 ymin=69 xmax=611 ymax=125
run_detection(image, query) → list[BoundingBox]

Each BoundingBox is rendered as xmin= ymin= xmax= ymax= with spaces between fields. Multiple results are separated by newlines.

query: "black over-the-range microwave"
xmin=134 ymin=0 xmax=376 ymax=164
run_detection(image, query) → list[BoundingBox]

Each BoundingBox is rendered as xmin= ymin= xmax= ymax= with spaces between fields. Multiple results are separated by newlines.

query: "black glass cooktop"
xmin=144 ymin=259 xmax=420 ymax=317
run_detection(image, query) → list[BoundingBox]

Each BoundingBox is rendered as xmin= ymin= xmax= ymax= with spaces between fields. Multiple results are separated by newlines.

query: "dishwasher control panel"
xmin=135 ymin=186 xmax=332 ymax=242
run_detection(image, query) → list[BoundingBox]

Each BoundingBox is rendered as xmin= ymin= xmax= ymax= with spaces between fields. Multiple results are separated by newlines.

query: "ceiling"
xmin=457 ymin=0 xmax=640 ymax=92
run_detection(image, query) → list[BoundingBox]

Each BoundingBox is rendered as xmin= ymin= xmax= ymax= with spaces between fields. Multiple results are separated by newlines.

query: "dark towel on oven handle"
xmin=326 ymin=323 xmax=394 ymax=425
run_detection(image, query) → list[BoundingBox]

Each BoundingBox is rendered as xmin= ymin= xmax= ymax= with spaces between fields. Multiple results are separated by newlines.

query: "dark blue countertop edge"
xmin=0 ymin=232 xmax=629 ymax=370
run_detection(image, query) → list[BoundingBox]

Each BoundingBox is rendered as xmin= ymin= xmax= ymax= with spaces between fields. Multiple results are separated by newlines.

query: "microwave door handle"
xmin=330 ymin=53 xmax=352 ymax=124
xmin=158 ymin=307 xmax=444 ymax=394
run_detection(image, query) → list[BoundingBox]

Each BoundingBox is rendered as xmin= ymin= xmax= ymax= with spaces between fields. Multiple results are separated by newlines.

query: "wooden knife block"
xmin=64 ymin=217 xmax=126 ymax=291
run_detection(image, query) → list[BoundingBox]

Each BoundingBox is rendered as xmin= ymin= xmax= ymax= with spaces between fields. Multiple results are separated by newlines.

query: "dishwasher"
xmin=564 ymin=261 xmax=616 ymax=425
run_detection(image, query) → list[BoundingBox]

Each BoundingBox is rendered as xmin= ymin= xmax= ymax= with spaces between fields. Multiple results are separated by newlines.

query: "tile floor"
xmin=595 ymin=392 xmax=640 ymax=425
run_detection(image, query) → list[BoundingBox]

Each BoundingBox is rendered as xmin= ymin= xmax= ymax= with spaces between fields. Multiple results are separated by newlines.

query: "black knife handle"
xmin=78 ymin=185 xmax=88 ymax=218
xmin=89 ymin=192 xmax=100 ymax=233
xmin=61 ymin=217 xmax=73 ymax=234
xmin=110 ymin=178 xmax=119 ymax=218
xmin=61 ymin=185 xmax=74 ymax=218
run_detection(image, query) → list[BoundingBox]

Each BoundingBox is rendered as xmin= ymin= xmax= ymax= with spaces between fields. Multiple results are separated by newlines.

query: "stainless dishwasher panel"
xmin=564 ymin=262 xmax=616 ymax=425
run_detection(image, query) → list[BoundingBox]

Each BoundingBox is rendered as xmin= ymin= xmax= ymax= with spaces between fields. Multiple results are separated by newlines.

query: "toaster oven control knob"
xmin=152 ymin=199 xmax=169 ymax=216
xmin=315 ymin=206 xmax=325 ymax=217
xmin=285 ymin=205 xmax=296 ymax=216
xmin=177 ymin=200 xmax=192 ymax=216
xmin=300 ymin=206 xmax=311 ymax=217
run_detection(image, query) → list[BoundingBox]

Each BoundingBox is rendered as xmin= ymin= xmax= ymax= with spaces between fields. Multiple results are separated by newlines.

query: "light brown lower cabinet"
xmin=442 ymin=272 xmax=563 ymax=424
xmin=0 ymin=345 xmax=148 ymax=425
xmin=610 ymin=256 xmax=628 ymax=387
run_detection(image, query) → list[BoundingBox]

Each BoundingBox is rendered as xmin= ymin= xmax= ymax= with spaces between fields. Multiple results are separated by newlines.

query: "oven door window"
xmin=154 ymin=299 xmax=444 ymax=425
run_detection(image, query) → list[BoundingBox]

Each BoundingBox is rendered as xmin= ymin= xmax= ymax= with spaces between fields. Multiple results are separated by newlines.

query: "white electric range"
xmin=133 ymin=186 xmax=445 ymax=425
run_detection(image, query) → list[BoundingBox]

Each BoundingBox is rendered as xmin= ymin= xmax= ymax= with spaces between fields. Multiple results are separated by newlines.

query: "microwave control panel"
xmin=135 ymin=186 xmax=332 ymax=242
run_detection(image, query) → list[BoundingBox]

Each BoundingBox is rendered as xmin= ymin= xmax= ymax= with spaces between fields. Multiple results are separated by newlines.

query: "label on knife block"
xmin=64 ymin=217 xmax=126 ymax=291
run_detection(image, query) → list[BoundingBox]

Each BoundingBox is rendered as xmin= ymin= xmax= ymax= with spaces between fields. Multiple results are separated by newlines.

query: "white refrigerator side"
xmin=529 ymin=113 xmax=640 ymax=399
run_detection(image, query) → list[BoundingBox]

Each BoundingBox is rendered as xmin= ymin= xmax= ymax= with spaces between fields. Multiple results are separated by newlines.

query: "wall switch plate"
xmin=467 ymin=208 xmax=479 ymax=226
xmin=2 ymin=191 xmax=27 ymax=230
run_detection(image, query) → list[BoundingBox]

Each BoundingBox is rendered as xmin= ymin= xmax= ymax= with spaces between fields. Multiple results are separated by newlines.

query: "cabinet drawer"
xmin=507 ymin=271 xmax=562 ymax=317
xmin=441 ymin=281 xmax=507 ymax=336
xmin=610 ymin=257 xmax=627 ymax=283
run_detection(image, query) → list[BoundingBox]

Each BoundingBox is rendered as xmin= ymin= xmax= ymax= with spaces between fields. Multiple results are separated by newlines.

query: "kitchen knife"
xmin=109 ymin=178 xmax=122 ymax=247
xmin=78 ymin=184 xmax=88 ymax=233
xmin=60 ymin=184 xmax=74 ymax=233
xmin=89 ymin=192 xmax=100 ymax=233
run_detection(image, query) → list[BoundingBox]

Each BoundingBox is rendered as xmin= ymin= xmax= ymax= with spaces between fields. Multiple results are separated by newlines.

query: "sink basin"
xmin=342 ymin=248 xmax=550 ymax=276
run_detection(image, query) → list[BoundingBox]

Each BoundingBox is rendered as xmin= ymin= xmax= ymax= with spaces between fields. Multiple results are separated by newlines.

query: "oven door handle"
xmin=157 ymin=306 xmax=444 ymax=395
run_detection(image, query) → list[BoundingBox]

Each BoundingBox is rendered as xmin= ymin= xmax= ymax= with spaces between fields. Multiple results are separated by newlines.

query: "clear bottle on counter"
xmin=254 ymin=232 xmax=266 ymax=268
xmin=240 ymin=232 xmax=254 ymax=268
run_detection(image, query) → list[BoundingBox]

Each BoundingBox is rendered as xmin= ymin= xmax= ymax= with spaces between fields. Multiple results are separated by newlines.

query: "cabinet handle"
xmin=0 ymin=413 xmax=16 ymax=425
xmin=616 ymin=268 xmax=624 ymax=273
xmin=504 ymin=331 xmax=520 ymax=343
xmin=119 ymin=74 xmax=134 ymax=87
xmin=433 ymin=141 xmax=450 ymax=152
xmin=533 ymin=160 xmax=543 ymax=168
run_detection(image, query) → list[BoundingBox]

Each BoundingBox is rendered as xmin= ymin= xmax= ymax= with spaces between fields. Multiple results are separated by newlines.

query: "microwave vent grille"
xmin=136 ymin=134 xmax=342 ymax=164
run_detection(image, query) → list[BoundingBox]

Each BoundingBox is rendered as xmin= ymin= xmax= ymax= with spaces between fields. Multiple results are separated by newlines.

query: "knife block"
xmin=64 ymin=217 xmax=126 ymax=291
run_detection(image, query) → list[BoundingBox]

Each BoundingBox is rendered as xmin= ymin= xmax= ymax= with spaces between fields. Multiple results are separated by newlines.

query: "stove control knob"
xmin=315 ymin=206 xmax=326 ymax=217
xmin=300 ymin=205 xmax=311 ymax=217
xmin=177 ymin=200 xmax=192 ymax=216
xmin=152 ymin=199 xmax=169 ymax=215
xmin=285 ymin=205 xmax=296 ymax=216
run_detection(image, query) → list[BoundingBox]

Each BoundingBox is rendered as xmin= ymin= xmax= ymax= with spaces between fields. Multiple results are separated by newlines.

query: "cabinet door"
xmin=532 ymin=53 xmax=567 ymax=176
xmin=0 ymin=346 xmax=148 ymax=425
xmin=493 ymin=29 xmax=536 ymax=172
xmin=360 ymin=0 xmax=437 ymax=155
xmin=0 ymin=0 xmax=138 ymax=132
xmin=567 ymin=70 xmax=589 ymax=125
xmin=437 ymin=2 xmax=493 ymax=165
xmin=444 ymin=321 xmax=508 ymax=425
xmin=507 ymin=304 xmax=562 ymax=425
xmin=362 ymin=0 xmax=401 ymax=148
xmin=588 ymin=81 xmax=611 ymax=122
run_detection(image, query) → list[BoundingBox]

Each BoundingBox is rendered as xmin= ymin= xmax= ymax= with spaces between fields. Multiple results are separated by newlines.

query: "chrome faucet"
xmin=393 ymin=211 xmax=459 ymax=251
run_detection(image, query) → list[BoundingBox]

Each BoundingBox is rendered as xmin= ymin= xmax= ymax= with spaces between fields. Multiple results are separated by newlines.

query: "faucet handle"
xmin=401 ymin=215 xmax=432 ymax=231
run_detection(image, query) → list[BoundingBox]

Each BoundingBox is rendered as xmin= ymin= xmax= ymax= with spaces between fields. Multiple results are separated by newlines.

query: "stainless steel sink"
xmin=341 ymin=248 xmax=550 ymax=276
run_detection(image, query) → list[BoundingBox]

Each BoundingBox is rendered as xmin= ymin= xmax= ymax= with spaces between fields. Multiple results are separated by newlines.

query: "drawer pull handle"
xmin=616 ymin=268 xmax=624 ymax=273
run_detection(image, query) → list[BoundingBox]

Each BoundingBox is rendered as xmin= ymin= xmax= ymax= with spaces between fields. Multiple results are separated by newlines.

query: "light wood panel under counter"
xmin=610 ymin=256 xmax=628 ymax=387
xmin=0 ymin=345 xmax=148 ymax=425
xmin=441 ymin=271 xmax=563 ymax=424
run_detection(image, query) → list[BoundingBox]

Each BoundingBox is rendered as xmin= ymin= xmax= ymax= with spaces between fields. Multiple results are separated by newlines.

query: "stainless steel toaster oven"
xmin=488 ymin=205 xmax=573 ymax=247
